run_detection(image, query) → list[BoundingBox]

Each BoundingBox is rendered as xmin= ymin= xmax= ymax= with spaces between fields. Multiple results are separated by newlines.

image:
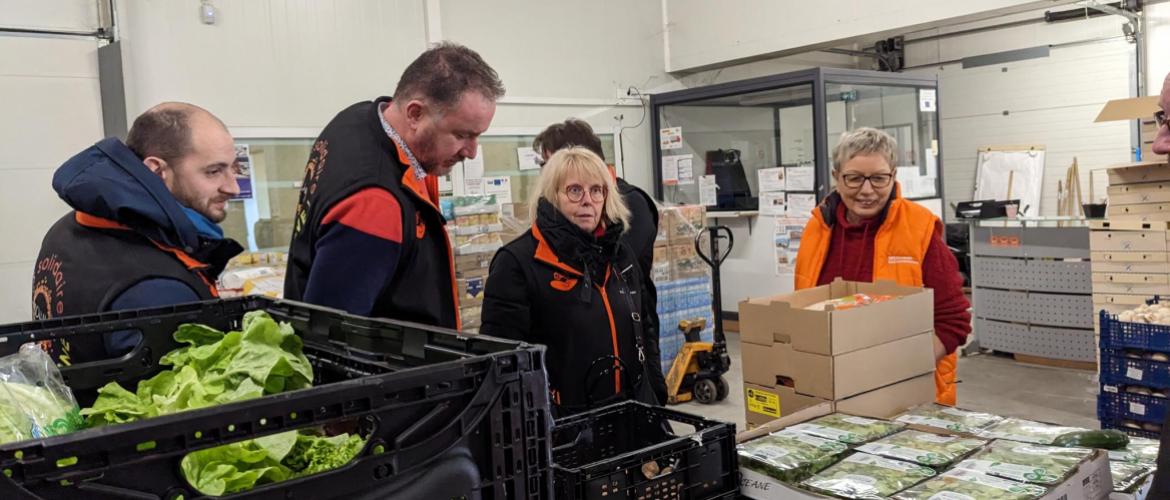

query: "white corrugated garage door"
xmin=908 ymin=21 xmax=1135 ymax=220
xmin=0 ymin=2 xmax=106 ymax=322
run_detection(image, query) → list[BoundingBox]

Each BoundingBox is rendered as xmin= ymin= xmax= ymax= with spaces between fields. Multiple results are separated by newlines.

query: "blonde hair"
xmin=832 ymin=127 xmax=897 ymax=171
xmin=530 ymin=147 xmax=630 ymax=232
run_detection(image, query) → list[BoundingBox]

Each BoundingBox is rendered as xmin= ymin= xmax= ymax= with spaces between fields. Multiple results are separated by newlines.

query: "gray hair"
xmin=832 ymin=127 xmax=897 ymax=171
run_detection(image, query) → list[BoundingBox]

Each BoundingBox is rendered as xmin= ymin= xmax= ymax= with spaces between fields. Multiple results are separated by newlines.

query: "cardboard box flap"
xmin=1095 ymin=96 xmax=1160 ymax=123
xmin=737 ymin=402 xmax=833 ymax=442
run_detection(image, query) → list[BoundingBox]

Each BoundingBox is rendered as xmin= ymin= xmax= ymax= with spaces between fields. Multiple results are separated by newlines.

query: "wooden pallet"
xmin=1012 ymin=353 xmax=1097 ymax=372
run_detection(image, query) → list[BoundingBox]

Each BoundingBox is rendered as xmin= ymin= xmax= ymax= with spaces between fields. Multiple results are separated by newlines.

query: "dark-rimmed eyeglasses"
xmin=1156 ymin=110 xmax=1167 ymax=129
xmin=840 ymin=173 xmax=894 ymax=189
xmin=563 ymin=184 xmax=606 ymax=203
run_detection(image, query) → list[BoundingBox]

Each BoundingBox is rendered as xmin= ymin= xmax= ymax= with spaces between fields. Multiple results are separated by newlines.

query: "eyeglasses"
xmin=840 ymin=173 xmax=894 ymax=189
xmin=562 ymin=184 xmax=606 ymax=203
xmin=1156 ymin=110 xmax=1167 ymax=129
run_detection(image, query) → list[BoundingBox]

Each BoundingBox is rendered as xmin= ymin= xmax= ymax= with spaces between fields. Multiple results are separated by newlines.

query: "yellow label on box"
xmin=746 ymin=387 xmax=780 ymax=417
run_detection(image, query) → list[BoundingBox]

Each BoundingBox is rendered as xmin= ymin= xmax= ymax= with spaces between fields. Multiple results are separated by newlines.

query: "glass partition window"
xmin=656 ymin=84 xmax=814 ymax=210
xmin=823 ymin=83 xmax=940 ymax=199
xmin=226 ymin=134 xmax=614 ymax=251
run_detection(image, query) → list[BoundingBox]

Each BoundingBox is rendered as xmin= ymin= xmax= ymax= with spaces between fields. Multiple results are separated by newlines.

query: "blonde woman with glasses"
xmin=480 ymin=147 xmax=666 ymax=416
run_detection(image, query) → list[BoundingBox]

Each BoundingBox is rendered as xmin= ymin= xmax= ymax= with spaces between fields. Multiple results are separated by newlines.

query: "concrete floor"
xmin=677 ymin=331 xmax=1101 ymax=431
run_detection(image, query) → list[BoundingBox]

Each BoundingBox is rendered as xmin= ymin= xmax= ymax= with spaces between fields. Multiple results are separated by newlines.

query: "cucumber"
xmin=1052 ymin=430 xmax=1130 ymax=450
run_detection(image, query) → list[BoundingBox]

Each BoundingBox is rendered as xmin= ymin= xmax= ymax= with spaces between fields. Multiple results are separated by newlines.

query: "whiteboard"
xmin=973 ymin=149 xmax=1046 ymax=216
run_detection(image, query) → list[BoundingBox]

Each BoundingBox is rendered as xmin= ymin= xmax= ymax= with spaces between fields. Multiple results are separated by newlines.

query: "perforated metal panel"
xmin=974 ymin=289 xmax=1093 ymax=328
xmin=976 ymin=318 xmax=1096 ymax=362
xmin=972 ymin=227 xmax=1091 ymax=259
xmin=972 ymin=258 xmax=1091 ymax=293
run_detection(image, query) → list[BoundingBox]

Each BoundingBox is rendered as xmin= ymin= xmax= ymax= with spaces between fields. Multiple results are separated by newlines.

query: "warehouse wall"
xmin=1149 ymin=3 xmax=1170 ymax=95
xmin=662 ymin=0 xmax=1082 ymax=72
xmin=903 ymin=10 xmax=1136 ymax=218
xmin=0 ymin=1 xmax=104 ymax=323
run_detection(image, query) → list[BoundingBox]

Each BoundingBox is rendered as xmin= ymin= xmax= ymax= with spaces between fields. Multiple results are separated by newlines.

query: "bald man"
xmin=32 ymin=103 xmax=244 ymax=364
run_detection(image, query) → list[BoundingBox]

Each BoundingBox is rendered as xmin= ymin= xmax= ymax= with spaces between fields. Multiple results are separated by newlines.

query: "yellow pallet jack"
xmin=665 ymin=226 xmax=733 ymax=405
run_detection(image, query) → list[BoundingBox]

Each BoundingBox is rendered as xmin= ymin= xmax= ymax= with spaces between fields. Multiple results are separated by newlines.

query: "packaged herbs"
xmin=737 ymin=429 xmax=849 ymax=483
xmin=975 ymin=418 xmax=1088 ymax=445
xmin=801 ymin=452 xmax=935 ymax=499
xmin=893 ymin=468 xmax=1048 ymax=500
xmin=956 ymin=440 xmax=1092 ymax=486
xmin=894 ymin=404 xmax=1004 ymax=434
xmin=788 ymin=413 xmax=905 ymax=445
xmin=857 ymin=430 xmax=987 ymax=468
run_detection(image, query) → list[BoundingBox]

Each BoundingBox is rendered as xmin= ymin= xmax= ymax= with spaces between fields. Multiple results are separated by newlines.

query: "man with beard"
xmin=33 ymin=102 xmax=244 ymax=364
xmin=284 ymin=42 xmax=504 ymax=329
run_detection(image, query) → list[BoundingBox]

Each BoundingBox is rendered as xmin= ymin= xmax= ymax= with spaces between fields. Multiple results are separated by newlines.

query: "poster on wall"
xmin=919 ymin=89 xmax=937 ymax=112
xmin=699 ymin=175 xmax=718 ymax=206
xmin=659 ymin=127 xmax=683 ymax=150
xmin=676 ymin=155 xmax=695 ymax=185
xmin=462 ymin=146 xmax=486 ymax=195
xmin=233 ymin=145 xmax=253 ymax=199
xmin=786 ymin=165 xmax=815 ymax=191
xmin=774 ymin=219 xmax=805 ymax=275
xmin=760 ymin=191 xmax=787 ymax=217
xmin=517 ymin=147 xmax=542 ymax=171
xmin=786 ymin=193 xmax=816 ymax=219
xmin=662 ymin=154 xmax=692 ymax=186
xmin=758 ymin=167 xmax=786 ymax=192
xmin=484 ymin=176 xmax=513 ymax=204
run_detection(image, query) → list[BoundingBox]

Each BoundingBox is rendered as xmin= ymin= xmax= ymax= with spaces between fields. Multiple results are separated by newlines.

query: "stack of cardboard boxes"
xmin=450 ymin=195 xmax=506 ymax=331
xmin=738 ymin=279 xmax=938 ymax=429
xmin=1089 ymin=218 xmax=1170 ymax=333
xmin=654 ymin=205 xmax=715 ymax=374
xmin=1103 ymin=161 xmax=1170 ymax=221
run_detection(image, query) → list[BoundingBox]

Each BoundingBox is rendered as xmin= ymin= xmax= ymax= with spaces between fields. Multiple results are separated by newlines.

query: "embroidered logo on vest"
xmin=549 ymin=272 xmax=578 ymax=291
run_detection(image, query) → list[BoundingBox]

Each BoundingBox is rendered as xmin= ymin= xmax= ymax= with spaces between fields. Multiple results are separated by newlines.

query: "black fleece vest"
xmin=284 ymin=97 xmax=458 ymax=328
xmin=32 ymin=212 xmax=223 ymax=365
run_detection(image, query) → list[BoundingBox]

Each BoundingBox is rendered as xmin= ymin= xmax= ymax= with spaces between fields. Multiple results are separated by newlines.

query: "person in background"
xmin=284 ymin=42 xmax=504 ymax=329
xmin=531 ymin=118 xmax=661 ymax=378
xmin=33 ymin=102 xmax=244 ymax=364
xmin=793 ymin=127 xmax=970 ymax=405
xmin=1143 ymin=72 xmax=1170 ymax=499
xmin=480 ymin=148 xmax=667 ymax=415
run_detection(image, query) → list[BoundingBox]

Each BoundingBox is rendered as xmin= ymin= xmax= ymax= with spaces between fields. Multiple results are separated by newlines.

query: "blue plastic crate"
xmin=1100 ymin=419 xmax=1161 ymax=440
xmin=1099 ymin=306 xmax=1170 ymax=353
xmin=1098 ymin=388 xmax=1168 ymax=425
xmin=1100 ymin=349 xmax=1170 ymax=389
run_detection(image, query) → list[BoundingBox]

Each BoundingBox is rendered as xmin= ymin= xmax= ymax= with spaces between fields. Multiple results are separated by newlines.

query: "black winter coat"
xmin=480 ymin=200 xmax=667 ymax=415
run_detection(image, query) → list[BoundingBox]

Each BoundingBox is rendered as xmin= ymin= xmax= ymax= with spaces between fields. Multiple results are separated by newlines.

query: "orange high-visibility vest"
xmin=794 ymin=188 xmax=958 ymax=405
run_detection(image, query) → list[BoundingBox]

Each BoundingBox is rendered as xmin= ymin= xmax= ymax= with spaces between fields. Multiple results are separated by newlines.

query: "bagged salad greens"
xmin=1110 ymin=461 xmax=1155 ymax=494
xmin=857 ymin=430 xmax=987 ymax=468
xmin=956 ymin=440 xmax=1092 ymax=486
xmin=894 ymin=404 xmax=1004 ymax=434
xmin=1108 ymin=436 xmax=1160 ymax=465
xmin=737 ymin=428 xmax=849 ymax=483
xmin=0 ymin=343 xmax=84 ymax=444
xmin=892 ymin=467 xmax=1048 ymax=500
xmin=801 ymin=452 xmax=935 ymax=499
xmin=788 ymin=413 xmax=904 ymax=445
xmin=974 ymin=418 xmax=1088 ymax=445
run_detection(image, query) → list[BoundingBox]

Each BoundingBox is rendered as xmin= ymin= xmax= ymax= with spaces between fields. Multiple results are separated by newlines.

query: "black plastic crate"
xmin=1100 ymin=349 xmax=1170 ymax=390
xmin=0 ymin=296 xmax=553 ymax=499
xmin=1099 ymin=307 xmax=1170 ymax=353
xmin=551 ymin=401 xmax=737 ymax=500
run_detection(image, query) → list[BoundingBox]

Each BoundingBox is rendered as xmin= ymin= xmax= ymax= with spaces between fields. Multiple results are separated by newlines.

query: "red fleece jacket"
xmin=815 ymin=202 xmax=971 ymax=354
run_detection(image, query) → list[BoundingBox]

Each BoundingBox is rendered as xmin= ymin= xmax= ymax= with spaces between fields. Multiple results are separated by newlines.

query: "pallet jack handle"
xmin=694 ymin=226 xmax=733 ymax=346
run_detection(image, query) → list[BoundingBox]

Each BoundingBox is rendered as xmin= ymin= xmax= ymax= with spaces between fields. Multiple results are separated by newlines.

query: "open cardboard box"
xmin=737 ymin=405 xmax=1112 ymax=500
xmin=738 ymin=279 xmax=933 ymax=355
xmin=741 ymin=331 xmax=935 ymax=401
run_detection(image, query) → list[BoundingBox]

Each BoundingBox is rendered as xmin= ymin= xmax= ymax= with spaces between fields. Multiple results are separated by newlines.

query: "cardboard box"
xmin=738 ymin=279 xmax=934 ymax=354
xmin=1090 ymin=230 xmax=1170 ymax=252
xmin=738 ymin=403 xmax=1112 ymax=500
xmin=664 ymin=205 xmax=706 ymax=243
xmin=670 ymin=243 xmax=707 ymax=279
xmin=1107 ymin=182 xmax=1170 ymax=205
xmin=741 ymin=332 xmax=935 ymax=400
xmin=455 ymin=252 xmax=492 ymax=279
xmin=1107 ymin=162 xmax=1170 ymax=186
xmin=1095 ymin=96 xmax=1160 ymax=123
xmin=1090 ymin=251 xmax=1170 ymax=264
xmin=458 ymin=276 xmax=486 ymax=307
xmin=743 ymin=373 xmax=935 ymax=429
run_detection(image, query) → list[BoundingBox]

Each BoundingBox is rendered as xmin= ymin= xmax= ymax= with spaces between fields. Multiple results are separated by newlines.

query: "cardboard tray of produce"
xmin=736 ymin=403 xmax=1112 ymax=500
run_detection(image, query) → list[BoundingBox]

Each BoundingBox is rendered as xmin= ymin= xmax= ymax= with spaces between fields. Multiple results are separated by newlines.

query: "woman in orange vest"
xmin=793 ymin=127 xmax=971 ymax=405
